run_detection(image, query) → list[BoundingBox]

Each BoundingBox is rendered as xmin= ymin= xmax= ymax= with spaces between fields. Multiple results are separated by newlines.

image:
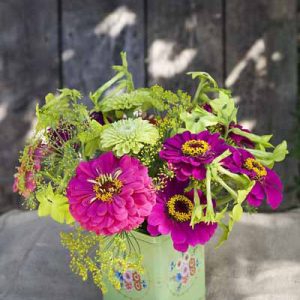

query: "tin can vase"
xmin=104 ymin=231 xmax=205 ymax=300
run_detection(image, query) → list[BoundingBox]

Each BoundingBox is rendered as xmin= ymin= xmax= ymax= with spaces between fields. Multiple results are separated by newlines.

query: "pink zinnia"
xmin=66 ymin=152 xmax=156 ymax=235
xmin=13 ymin=171 xmax=36 ymax=198
xmin=147 ymin=180 xmax=217 ymax=252
xmin=13 ymin=143 xmax=49 ymax=198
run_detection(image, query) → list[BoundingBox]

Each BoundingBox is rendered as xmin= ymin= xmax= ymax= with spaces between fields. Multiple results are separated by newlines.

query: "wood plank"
xmin=146 ymin=0 xmax=223 ymax=92
xmin=0 ymin=0 xmax=59 ymax=213
xmin=225 ymin=0 xmax=298 ymax=210
xmin=62 ymin=0 xmax=145 ymax=95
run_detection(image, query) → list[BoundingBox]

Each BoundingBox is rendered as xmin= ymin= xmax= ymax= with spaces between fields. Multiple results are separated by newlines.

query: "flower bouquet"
xmin=14 ymin=53 xmax=288 ymax=299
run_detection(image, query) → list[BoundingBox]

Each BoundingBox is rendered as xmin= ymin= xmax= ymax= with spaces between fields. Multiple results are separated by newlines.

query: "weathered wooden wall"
xmin=0 ymin=0 xmax=298 ymax=212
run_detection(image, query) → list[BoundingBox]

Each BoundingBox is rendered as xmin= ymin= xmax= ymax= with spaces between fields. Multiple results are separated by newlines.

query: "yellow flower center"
xmin=92 ymin=174 xmax=123 ymax=203
xmin=181 ymin=140 xmax=210 ymax=157
xmin=167 ymin=194 xmax=194 ymax=222
xmin=244 ymin=158 xmax=267 ymax=179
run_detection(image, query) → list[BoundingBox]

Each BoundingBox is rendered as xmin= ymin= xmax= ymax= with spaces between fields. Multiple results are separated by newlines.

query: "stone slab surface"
xmin=0 ymin=209 xmax=299 ymax=300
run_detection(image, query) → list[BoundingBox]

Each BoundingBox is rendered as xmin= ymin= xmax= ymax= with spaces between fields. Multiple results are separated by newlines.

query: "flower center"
xmin=92 ymin=174 xmax=123 ymax=202
xmin=244 ymin=158 xmax=267 ymax=179
xmin=181 ymin=140 xmax=210 ymax=157
xmin=167 ymin=194 xmax=194 ymax=222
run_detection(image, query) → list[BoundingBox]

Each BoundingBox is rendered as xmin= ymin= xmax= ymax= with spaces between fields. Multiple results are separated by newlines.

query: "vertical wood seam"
xmin=222 ymin=0 xmax=227 ymax=87
xmin=143 ymin=0 xmax=148 ymax=87
xmin=57 ymin=0 xmax=63 ymax=88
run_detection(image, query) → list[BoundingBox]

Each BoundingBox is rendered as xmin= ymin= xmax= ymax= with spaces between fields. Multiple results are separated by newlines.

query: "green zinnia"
xmin=100 ymin=118 xmax=159 ymax=156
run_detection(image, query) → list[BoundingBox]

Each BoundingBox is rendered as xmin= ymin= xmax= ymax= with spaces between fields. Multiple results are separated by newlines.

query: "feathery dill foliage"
xmin=60 ymin=227 xmax=143 ymax=293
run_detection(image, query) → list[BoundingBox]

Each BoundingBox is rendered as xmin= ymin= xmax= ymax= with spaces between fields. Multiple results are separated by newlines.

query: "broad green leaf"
xmin=232 ymin=204 xmax=243 ymax=221
xmin=38 ymin=201 xmax=51 ymax=217
xmin=36 ymin=184 xmax=74 ymax=224
xmin=180 ymin=106 xmax=221 ymax=133
xmin=210 ymin=91 xmax=237 ymax=124
xmin=236 ymin=181 xmax=255 ymax=204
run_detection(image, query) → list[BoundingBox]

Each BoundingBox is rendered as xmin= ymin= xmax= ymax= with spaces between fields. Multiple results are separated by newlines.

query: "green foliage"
xmin=187 ymin=71 xmax=219 ymax=104
xmin=180 ymin=107 xmax=219 ymax=133
xmin=229 ymin=127 xmax=273 ymax=149
xmin=78 ymin=120 xmax=103 ymax=158
xmin=90 ymin=52 xmax=134 ymax=106
xmin=36 ymin=88 xmax=84 ymax=131
xmin=209 ymin=91 xmax=237 ymax=125
xmin=246 ymin=140 xmax=288 ymax=168
xmin=180 ymin=91 xmax=237 ymax=135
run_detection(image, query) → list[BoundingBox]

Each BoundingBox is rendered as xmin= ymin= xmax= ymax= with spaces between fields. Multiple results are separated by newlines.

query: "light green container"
xmin=104 ymin=231 xmax=205 ymax=300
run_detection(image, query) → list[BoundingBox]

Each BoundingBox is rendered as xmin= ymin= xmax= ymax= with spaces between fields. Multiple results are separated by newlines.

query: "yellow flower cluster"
xmin=60 ymin=227 xmax=144 ymax=293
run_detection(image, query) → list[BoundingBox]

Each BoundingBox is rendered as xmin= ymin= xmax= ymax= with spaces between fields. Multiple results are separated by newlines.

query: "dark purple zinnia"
xmin=90 ymin=111 xmax=105 ymax=125
xmin=147 ymin=180 xmax=217 ymax=252
xmin=48 ymin=123 xmax=75 ymax=148
xmin=228 ymin=124 xmax=255 ymax=148
xmin=222 ymin=148 xmax=283 ymax=209
xmin=159 ymin=130 xmax=228 ymax=181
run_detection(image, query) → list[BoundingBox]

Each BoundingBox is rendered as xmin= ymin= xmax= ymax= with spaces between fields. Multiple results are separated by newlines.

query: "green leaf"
xmin=210 ymin=91 xmax=237 ymax=124
xmin=36 ymin=184 xmax=74 ymax=224
xmin=232 ymin=204 xmax=243 ymax=221
xmin=230 ymin=127 xmax=273 ymax=148
xmin=90 ymin=52 xmax=135 ymax=105
xmin=216 ymin=222 xmax=230 ymax=248
xmin=246 ymin=140 xmax=288 ymax=168
xmin=215 ymin=205 xmax=228 ymax=223
xmin=78 ymin=120 xmax=103 ymax=157
xmin=236 ymin=181 xmax=255 ymax=204
xmin=180 ymin=107 xmax=219 ymax=133
xmin=187 ymin=72 xmax=218 ymax=88
xmin=38 ymin=201 xmax=51 ymax=217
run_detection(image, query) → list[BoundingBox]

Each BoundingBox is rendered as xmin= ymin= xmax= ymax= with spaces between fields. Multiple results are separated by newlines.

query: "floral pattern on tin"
xmin=115 ymin=270 xmax=147 ymax=292
xmin=170 ymin=252 xmax=200 ymax=292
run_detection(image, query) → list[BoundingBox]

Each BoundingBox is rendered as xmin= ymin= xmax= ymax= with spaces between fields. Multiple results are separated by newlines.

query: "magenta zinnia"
xmin=147 ymin=180 xmax=217 ymax=252
xmin=160 ymin=130 xmax=228 ymax=181
xmin=222 ymin=148 xmax=283 ymax=209
xmin=66 ymin=152 xmax=156 ymax=235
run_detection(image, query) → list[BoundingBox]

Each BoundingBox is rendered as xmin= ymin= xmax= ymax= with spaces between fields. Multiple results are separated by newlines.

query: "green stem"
xmin=192 ymin=78 xmax=204 ymax=104
xmin=224 ymin=124 xmax=229 ymax=139
xmin=215 ymin=176 xmax=238 ymax=199
xmin=206 ymin=169 xmax=213 ymax=210
xmin=91 ymin=72 xmax=124 ymax=104
xmin=216 ymin=195 xmax=234 ymax=207
xmin=218 ymin=165 xmax=249 ymax=186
